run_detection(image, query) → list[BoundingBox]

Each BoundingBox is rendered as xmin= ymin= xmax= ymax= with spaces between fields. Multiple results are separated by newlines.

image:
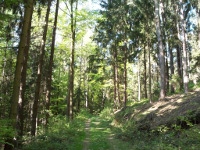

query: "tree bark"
xmin=138 ymin=58 xmax=141 ymax=101
xmin=45 ymin=0 xmax=59 ymax=127
xmin=174 ymin=2 xmax=183 ymax=91
xmin=148 ymin=42 xmax=152 ymax=103
xmin=143 ymin=44 xmax=147 ymax=98
xmin=176 ymin=45 xmax=183 ymax=90
xmin=114 ymin=45 xmax=120 ymax=108
xmin=67 ymin=0 xmax=78 ymax=120
xmin=116 ymin=62 xmax=121 ymax=106
xmin=198 ymin=1 xmax=200 ymax=69
xmin=18 ymin=8 xmax=32 ymax=140
xmin=113 ymin=48 xmax=117 ymax=108
xmin=166 ymin=57 xmax=169 ymax=93
xmin=154 ymin=0 xmax=165 ymax=100
xmin=180 ymin=0 xmax=189 ymax=93
xmin=169 ymin=44 xmax=175 ymax=93
xmin=123 ymin=45 xmax=127 ymax=107
xmin=4 ymin=0 xmax=34 ymax=149
xmin=31 ymin=0 xmax=52 ymax=136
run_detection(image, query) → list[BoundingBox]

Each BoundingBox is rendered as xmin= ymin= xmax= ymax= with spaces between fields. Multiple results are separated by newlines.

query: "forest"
xmin=0 ymin=0 xmax=200 ymax=149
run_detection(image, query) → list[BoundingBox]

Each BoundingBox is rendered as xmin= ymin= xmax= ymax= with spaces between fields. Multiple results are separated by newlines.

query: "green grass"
xmin=114 ymin=124 xmax=200 ymax=150
xmin=88 ymin=117 xmax=112 ymax=150
xmin=22 ymin=110 xmax=89 ymax=150
xmin=114 ymin=111 xmax=200 ymax=150
xmin=21 ymin=106 xmax=200 ymax=150
xmin=88 ymin=115 xmax=133 ymax=150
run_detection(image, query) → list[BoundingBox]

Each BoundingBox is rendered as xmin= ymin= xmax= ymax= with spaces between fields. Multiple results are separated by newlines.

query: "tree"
xmin=180 ymin=0 xmax=189 ymax=93
xmin=154 ymin=0 xmax=166 ymax=100
xmin=66 ymin=0 xmax=78 ymax=120
xmin=143 ymin=44 xmax=147 ymax=98
xmin=4 ymin=0 xmax=34 ymax=149
xmin=45 ymin=0 xmax=59 ymax=127
xmin=18 ymin=6 xmax=32 ymax=140
xmin=31 ymin=0 xmax=52 ymax=136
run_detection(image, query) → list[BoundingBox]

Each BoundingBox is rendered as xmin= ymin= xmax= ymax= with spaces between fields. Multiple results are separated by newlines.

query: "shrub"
xmin=22 ymin=115 xmax=85 ymax=150
xmin=0 ymin=119 xmax=15 ymax=147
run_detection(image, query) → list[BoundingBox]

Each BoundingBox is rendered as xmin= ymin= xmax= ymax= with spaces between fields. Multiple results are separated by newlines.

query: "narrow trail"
xmin=82 ymin=117 xmax=133 ymax=150
xmin=83 ymin=119 xmax=91 ymax=150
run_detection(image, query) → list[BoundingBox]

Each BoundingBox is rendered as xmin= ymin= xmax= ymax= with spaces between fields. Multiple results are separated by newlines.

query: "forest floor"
xmin=114 ymin=88 xmax=200 ymax=131
xmin=81 ymin=87 xmax=200 ymax=150
xmin=82 ymin=117 xmax=133 ymax=150
xmin=22 ymin=89 xmax=200 ymax=150
xmin=113 ymin=89 xmax=200 ymax=149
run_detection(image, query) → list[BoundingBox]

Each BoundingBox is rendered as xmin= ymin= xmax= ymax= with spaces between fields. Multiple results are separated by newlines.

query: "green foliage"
xmin=99 ymin=107 xmax=114 ymax=120
xmin=170 ymin=74 xmax=182 ymax=93
xmin=193 ymin=80 xmax=200 ymax=88
xmin=152 ymin=82 xmax=160 ymax=100
xmin=22 ymin=115 xmax=86 ymax=150
xmin=115 ymin=123 xmax=200 ymax=150
xmin=0 ymin=119 xmax=15 ymax=146
xmin=175 ymin=109 xmax=200 ymax=129
xmin=188 ymin=80 xmax=195 ymax=90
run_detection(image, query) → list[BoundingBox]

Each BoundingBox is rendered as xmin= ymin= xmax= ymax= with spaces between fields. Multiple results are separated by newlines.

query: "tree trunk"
xmin=113 ymin=42 xmax=120 ymax=108
xmin=45 ymin=0 xmax=59 ymax=127
xmin=18 ymin=9 xmax=32 ymax=141
xmin=123 ymin=45 xmax=127 ymax=107
xmin=31 ymin=0 xmax=52 ymax=136
xmin=138 ymin=58 xmax=141 ymax=101
xmin=166 ymin=57 xmax=169 ymax=93
xmin=67 ymin=0 xmax=78 ymax=120
xmin=148 ymin=42 xmax=152 ymax=103
xmin=83 ymin=61 xmax=88 ymax=109
xmin=175 ymin=2 xmax=183 ymax=91
xmin=154 ymin=0 xmax=165 ymax=100
xmin=116 ymin=63 xmax=121 ymax=106
xmin=169 ymin=44 xmax=175 ymax=93
xmin=176 ymin=45 xmax=183 ymax=90
xmin=180 ymin=0 xmax=189 ymax=93
xmin=143 ymin=44 xmax=147 ymax=98
xmin=4 ymin=0 xmax=34 ymax=149
xmin=198 ymin=2 xmax=200 ymax=67
xmin=113 ymin=50 xmax=117 ymax=108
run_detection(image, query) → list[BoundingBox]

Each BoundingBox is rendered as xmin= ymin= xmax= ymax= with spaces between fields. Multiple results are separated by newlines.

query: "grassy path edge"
xmin=83 ymin=119 xmax=91 ymax=150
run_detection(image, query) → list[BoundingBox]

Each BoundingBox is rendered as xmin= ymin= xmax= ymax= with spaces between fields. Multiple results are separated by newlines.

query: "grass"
xmin=22 ymin=111 xmax=89 ymax=150
xmin=21 ymin=92 xmax=200 ymax=150
xmin=112 ymin=90 xmax=200 ymax=150
xmin=88 ymin=114 xmax=133 ymax=150
xmin=113 ymin=115 xmax=200 ymax=150
xmin=22 ymin=108 xmax=133 ymax=150
xmin=88 ymin=117 xmax=112 ymax=150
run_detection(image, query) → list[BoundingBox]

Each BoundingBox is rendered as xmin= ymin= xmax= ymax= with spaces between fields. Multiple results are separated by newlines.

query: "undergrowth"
xmin=115 ymin=124 xmax=200 ymax=150
xmin=22 ymin=110 xmax=90 ymax=150
xmin=0 ymin=119 xmax=15 ymax=147
xmin=112 ymin=98 xmax=200 ymax=150
xmin=88 ymin=108 xmax=133 ymax=150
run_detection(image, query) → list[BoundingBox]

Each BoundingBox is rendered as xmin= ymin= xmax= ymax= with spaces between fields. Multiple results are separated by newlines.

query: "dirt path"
xmin=82 ymin=117 xmax=132 ymax=150
xmin=83 ymin=119 xmax=90 ymax=150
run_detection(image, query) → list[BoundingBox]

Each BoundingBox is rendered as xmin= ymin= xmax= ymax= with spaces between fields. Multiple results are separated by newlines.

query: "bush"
xmin=22 ymin=115 xmax=85 ymax=150
xmin=99 ymin=107 xmax=114 ymax=120
xmin=0 ymin=119 xmax=15 ymax=147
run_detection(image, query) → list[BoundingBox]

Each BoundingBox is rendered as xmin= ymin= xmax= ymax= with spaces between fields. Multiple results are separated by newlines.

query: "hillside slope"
xmin=114 ymin=89 xmax=200 ymax=131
